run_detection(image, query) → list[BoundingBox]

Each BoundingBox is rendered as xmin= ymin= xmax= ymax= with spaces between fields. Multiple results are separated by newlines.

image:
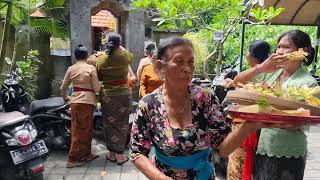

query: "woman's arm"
xmin=133 ymin=156 xmax=171 ymax=180
xmin=233 ymin=54 xmax=284 ymax=85
xmin=232 ymin=66 xmax=261 ymax=85
xmin=91 ymin=67 xmax=101 ymax=93
xmin=219 ymin=122 xmax=303 ymax=157
xmin=131 ymin=99 xmax=171 ymax=179
xmin=219 ymin=123 xmax=257 ymax=157
xmin=95 ymin=56 xmax=103 ymax=81
xmin=139 ymin=70 xmax=148 ymax=97
xmin=60 ymin=69 xmax=71 ymax=101
xmin=137 ymin=59 xmax=145 ymax=81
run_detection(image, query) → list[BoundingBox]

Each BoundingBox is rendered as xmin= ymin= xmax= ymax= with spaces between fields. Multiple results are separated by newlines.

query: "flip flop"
xmin=116 ymin=156 xmax=129 ymax=166
xmin=66 ymin=161 xmax=85 ymax=168
xmin=105 ymin=153 xmax=116 ymax=162
xmin=84 ymin=154 xmax=99 ymax=162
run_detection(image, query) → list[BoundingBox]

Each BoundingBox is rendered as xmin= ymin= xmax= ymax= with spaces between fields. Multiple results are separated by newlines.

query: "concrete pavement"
xmin=44 ymin=126 xmax=320 ymax=180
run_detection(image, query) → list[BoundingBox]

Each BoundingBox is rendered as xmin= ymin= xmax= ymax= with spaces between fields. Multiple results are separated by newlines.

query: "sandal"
xmin=115 ymin=155 xmax=129 ymax=166
xmin=66 ymin=161 xmax=85 ymax=168
xmin=83 ymin=154 xmax=99 ymax=162
xmin=105 ymin=153 xmax=116 ymax=162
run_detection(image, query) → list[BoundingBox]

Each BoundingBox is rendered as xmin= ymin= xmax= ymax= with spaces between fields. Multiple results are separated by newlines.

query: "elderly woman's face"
xmin=276 ymin=35 xmax=298 ymax=55
xmin=276 ymin=35 xmax=301 ymax=68
xmin=162 ymin=45 xmax=195 ymax=85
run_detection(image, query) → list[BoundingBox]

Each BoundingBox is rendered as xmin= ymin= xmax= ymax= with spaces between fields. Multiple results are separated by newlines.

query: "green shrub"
xmin=16 ymin=50 xmax=42 ymax=100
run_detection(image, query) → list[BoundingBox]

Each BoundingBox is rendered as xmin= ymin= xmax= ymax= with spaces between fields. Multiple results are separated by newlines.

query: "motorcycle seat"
xmin=0 ymin=111 xmax=29 ymax=128
xmin=29 ymin=97 xmax=65 ymax=115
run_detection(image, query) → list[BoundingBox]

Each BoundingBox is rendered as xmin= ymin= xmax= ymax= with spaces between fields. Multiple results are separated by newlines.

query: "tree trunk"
xmin=215 ymin=41 xmax=222 ymax=74
xmin=0 ymin=1 xmax=13 ymax=73
xmin=10 ymin=42 xmax=17 ymax=72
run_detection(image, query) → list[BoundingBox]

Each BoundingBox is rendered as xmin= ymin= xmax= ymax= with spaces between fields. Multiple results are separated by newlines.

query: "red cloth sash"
xmin=73 ymin=87 xmax=94 ymax=93
xmin=241 ymin=131 xmax=258 ymax=180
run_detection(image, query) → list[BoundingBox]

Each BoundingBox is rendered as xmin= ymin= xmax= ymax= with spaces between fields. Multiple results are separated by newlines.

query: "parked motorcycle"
xmin=0 ymin=71 xmax=72 ymax=150
xmin=29 ymin=97 xmax=71 ymax=150
xmin=0 ymin=71 xmax=29 ymax=113
xmin=0 ymin=111 xmax=48 ymax=180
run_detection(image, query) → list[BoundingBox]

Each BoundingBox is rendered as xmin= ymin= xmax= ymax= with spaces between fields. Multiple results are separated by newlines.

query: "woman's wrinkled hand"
xmin=224 ymin=78 xmax=235 ymax=88
xmin=257 ymin=54 xmax=287 ymax=73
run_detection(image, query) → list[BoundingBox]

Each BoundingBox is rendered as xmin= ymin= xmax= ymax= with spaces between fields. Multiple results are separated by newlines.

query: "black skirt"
xmin=253 ymin=154 xmax=306 ymax=180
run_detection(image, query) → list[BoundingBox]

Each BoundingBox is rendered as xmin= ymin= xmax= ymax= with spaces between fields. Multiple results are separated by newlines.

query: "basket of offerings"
xmin=227 ymin=83 xmax=320 ymax=124
xmin=226 ymin=82 xmax=320 ymax=116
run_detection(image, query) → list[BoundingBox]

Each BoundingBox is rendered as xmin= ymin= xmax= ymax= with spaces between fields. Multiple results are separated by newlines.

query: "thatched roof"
xmin=251 ymin=0 xmax=320 ymax=26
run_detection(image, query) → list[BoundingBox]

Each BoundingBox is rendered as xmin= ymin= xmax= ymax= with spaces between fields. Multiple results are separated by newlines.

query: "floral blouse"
xmin=131 ymin=84 xmax=231 ymax=180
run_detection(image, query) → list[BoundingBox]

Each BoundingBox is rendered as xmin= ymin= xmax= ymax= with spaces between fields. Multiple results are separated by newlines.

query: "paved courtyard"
xmin=44 ymin=126 xmax=320 ymax=180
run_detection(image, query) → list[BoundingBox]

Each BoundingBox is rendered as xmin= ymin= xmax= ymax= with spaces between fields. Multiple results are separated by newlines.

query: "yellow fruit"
xmin=283 ymin=48 xmax=309 ymax=61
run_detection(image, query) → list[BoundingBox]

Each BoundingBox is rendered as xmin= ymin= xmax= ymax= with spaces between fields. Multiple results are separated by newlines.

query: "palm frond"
xmin=30 ymin=18 xmax=67 ymax=38
xmin=0 ymin=4 xmax=7 ymax=11
xmin=44 ymin=0 xmax=65 ymax=8
xmin=12 ymin=3 xmax=30 ymax=14
xmin=15 ymin=25 xmax=39 ymax=45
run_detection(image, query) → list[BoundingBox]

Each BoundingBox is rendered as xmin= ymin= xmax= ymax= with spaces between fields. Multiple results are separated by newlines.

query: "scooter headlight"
xmin=1 ymin=118 xmax=37 ymax=146
xmin=14 ymin=129 xmax=32 ymax=146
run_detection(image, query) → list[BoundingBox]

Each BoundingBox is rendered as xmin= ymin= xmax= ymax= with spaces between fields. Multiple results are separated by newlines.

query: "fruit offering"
xmin=283 ymin=48 xmax=309 ymax=61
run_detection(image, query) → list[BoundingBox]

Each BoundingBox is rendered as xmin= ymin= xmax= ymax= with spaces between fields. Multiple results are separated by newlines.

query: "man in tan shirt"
xmin=61 ymin=62 xmax=100 ymax=104
xmin=60 ymin=45 xmax=100 ymax=168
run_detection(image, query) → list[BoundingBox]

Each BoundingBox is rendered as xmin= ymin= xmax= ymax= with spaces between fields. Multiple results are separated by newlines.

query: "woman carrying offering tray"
xmin=226 ymin=40 xmax=271 ymax=180
xmin=230 ymin=30 xmax=318 ymax=180
xmin=130 ymin=36 xmax=309 ymax=180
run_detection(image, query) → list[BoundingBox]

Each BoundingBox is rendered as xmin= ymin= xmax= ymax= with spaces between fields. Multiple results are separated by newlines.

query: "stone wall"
xmin=63 ymin=0 xmax=145 ymax=98
xmin=69 ymin=0 xmax=145 ymax=73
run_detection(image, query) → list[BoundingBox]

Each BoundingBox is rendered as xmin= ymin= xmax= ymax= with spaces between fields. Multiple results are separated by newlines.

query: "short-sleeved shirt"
xmin=60 ymin=61 xmax=101 ymax=106
xmin=95 ymin=48 xmax=133 ymax=96
xmin=139 ymin=64 xmax=163 ymax=97
xmin=131 ymin=84 xmax=231 ymax=179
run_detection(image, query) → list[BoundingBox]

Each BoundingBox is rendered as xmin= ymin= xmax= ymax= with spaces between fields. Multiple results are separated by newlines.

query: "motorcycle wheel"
xmin=29 ymin=173 xmax=44 ymax=180
xmin=0 ymin=168 xmax=43 ymax=180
